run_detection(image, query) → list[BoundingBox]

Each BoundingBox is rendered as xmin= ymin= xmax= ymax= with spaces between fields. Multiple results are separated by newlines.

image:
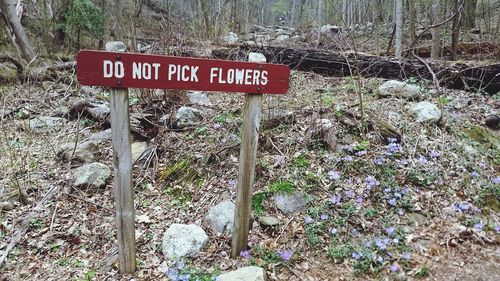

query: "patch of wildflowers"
xmin=352 ymin=252 xmax=363 ymax=260
xmin=401 ymin=252 xmax=412 ymax=260
xmin=470 ymin=171 xmax=479 ymax=178
xmin=430 ymin=150 xmax=440 ymax=158
xmin=373 ymin=157 xmax=385 ymax=165
xmin=385 ymin=227 xmax=395 ymax=236
xmin=474 ymin=223 xmax=483 ymax=231
xmin=492 ymin=177 xmax=500 ymax=184
xmin=277 ymin=249 xmax=294 ymax=261
xmin=329 ymin=194 xmax=341 ymax=205
xmin=417 ymin=155 xmax=428 ymax=164
xmin=304 ymin=216 xmax=314 ymax=224
xmin=320 ymin=214 xmax=329 ymax=221
xmin=365 ymin=176 xmax=380 ymax=189
xmin=390 ymin=264 xmax=399 ymax=272
xmin=327 ymin=170 xmax=341 ymax=180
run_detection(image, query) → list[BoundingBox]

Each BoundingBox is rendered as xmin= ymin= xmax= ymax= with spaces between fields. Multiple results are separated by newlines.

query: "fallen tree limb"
xmin=211 ymin=46 xmax=500 ymax=94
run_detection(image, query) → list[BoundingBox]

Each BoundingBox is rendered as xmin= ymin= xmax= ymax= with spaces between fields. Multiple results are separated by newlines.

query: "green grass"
xmin=269 ymin=181 xmax=295 ymax=194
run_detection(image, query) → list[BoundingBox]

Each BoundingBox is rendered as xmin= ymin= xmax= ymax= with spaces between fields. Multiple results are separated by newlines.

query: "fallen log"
xmin=211 ymin=46 xmax=499 ymax=94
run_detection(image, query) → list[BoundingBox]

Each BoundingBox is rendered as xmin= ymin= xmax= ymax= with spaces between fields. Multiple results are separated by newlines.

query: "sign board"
xmin=76 ymin=50 xmax=290 ymax=94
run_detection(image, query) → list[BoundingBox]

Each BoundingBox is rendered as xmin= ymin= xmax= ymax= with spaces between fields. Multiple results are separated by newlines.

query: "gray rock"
xmin=262 ymin=108 xmax=294 ymax=129
xmin=320 ymin=24 xmax=342 ymax=34
xmin=248 ymin=52 xmax=266 ymax=62
xmin=258 ymin=216 xmax=281 ymax=227
xmin=276 ymin=34 xmax=289 ymax=42
xmin=58 ymin=141 xmax=99 ymax=162
xmin=205 ymin=201 xmax=235 ymax=234
xmin=27 ymin=116 xmax=66 ymax=132
xmin=448 ymin=98 xmax=471 ymax=109
xmin=409 ymin=101 xmax=442 ymax=123
xmin=175 ymin=106 xmax=203 ymax=128
xmin=222 ymin=32 xmax=239 ymax=44
xmin=274 ymin=192 xmax=310 ymax=214
xmin=87 ymin=129 xmax=112 ymax=143
xmin=162 ymin=224 xmax=208 ymax=259
xmin=105 ymin=41 xmax=127 ymax=52
xmin=187 ymin=91 xmax=212 ymax=107
xmin=379 ymin=80 xmax=421 ymax=100
xmin=219 ymin=266 xmax=266 ymax=281
xmin=485 ymin=114 xmax=500 ymax=130
xmin=73 ymin=162 xmax=111 ymax=188
xmin=131 ymin=142 xmax=148 ymax=162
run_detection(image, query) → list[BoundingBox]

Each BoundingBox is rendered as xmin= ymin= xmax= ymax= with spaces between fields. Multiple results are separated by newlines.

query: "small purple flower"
xmin=459 ymin=202 xmax=471 ymax=211
xmin=213 ymin=123 xmax=222 ymax=129
xmin=329 ymin=194 xmax=341 ymax=205
xmin=240 ymin=250 xmax=252 ymax=259
xmin=470 ymin=171 xmax=479 ymax=178
xmin=328 ymin=170 xmax=341 ymax=180
xmin=386 ymin=227 xmax=395 ymax=236
xmin=474 ymin=223 xmax=483 ymax=231
xmin=390 ymin=264 xmax=399 ymax=272
xmin=365 ymin=176 xmax=380 ymax=189
xmin=375 ymin=238 xmax=390 ymax=250
xmin=402 ymin=252 xmax=412 ymax=260
xmin=373 ymin=158 xmax=385 ymax=165
xmin=330 ymin=228 xmax=337 ymax=235
xmin=478 ymin=162 xmax=487 ymax=169
xmin=228 ymin=179 xmax=237 ymax=188
xmin=388 ymin=198 xmax=397 ymax=206
xmin=387 ymin=142 xmax=401 ymax=153
xmin=351 ymin=228 xmax=360 ymax=236
xmin=320 ymin=214 xmax=329 ymax=221
xmin=387 ymin=137 xmax=398 ymax=143
xmin=179 ymin=274 xmax=190 ymax=281
xmin=277 ymin=249 xmax=294 ymax=261
xmin=304 ymin=216 xmax=314 ymax=224
xmin=492 ymin=177 xmax=500 ymax=184
xmin=376 ymin=256 xmax=384 ymax=263
xmin=167 ymin=268 xmax=179 ymax=280
xmin=418 ymin=155 xmax=428 ymax=164
xmin=392 ymin=238 xmax=399 ymax=244
xmin=343 ymin=155 xmax=354 ymax=162
xmin=345 ymin=190 xmax=355 ymax=199
xmin=176 ymin=260 xmax=185 ymax=270
xmin=430 ymin=150 xmax=440 ymax=158
xmin=352 ymin=252 xmax=363 ymax=260
xmin=355 ymin=197 xmax=364 ymax=204
xmin=340 ymin=144 xmax=353 ymax=152
xmin=355 ymin=150 xmax=367 ymax=156
xmin=383 ymin=187 xmax=391 ymax=193
xmin=274 ymin=155 xmax=285 ymax=166
xmin=397 ymin=209 xmax=404 ymax=215
xmin=495 ymin=225 xmax=500 ymax=233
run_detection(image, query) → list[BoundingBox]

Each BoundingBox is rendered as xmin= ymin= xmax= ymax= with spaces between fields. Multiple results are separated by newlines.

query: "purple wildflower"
xmin=356 ymin=150 xmax=367 ymax=156
xmin=355 ymin=197 xmax=364 ymax=204
xmin=330 ymin=228 xmax=337 ymax=235
xmin=343 ymin=155 xmax=354 ymax=162
xmin=304 ymin=216 xmax=314 ymax=224
xmin=387 ymin=142 xmax=401 ymax=153
xmin=320 ymin=214 xmax=329 ymax=221
xmin=401 ymin=252 xmax=412 ymax=260
xmin=418 ymin=155 xmax=428 ymax=164
xmin=492 ymin=177 xmax=500 ymax=184
xmin=388 ymin=137 xmax=398 ymax=143
xmin=167 ymin=268 xmax=179 ymax=280
xmin=398 ymin=209 xmax=404 ymax=215
xmin=474 ymin=223 xmax=483 ymax=231
xmin=228 ymin=179 xmax=237 ymax=188
xmin=340 ymin=144 xmax=353 ymax=152
xmin=240 ymin=250 xmax=251 ymax=259
xmin=374 ymin=158 xmax=386 ymax=165
xmin=328 ymin=170 xmax=341 ymax=180
xmin=386 ymin=227 xmax=395 ymax=236
xmin=390 ymin=264 xmax=399 ymax=272
xmin=430 ymin=150 xmax=440 ymax=158
xmin=388 ymin=198 xmax=397 ymax=206
xmin=392 ymin=238 xmax=399 ymax=244
xmin=352 ymin=252 xmax=363 ymax=260
xmin=274 ymin=155 xmax=285 ymax=166
xmin=365 ymin=176 xmax=380 ymax=189
xmin=213 ymin=123 xmax=222 ymax=129
xmin=329 ymin=194 xmax=341 ymax=205
xmin=277 ymin=249 xmax=294 ymax=261
xmin=376 ymin=256 xmax=384 ymax=263
xmin=345 ymin=190 xmax=355 ymax=198
xmin=478 ymin=162 xmax=487 ymax=169
xmin=470 ymin=171 xmax=479 ymax=178
xmin=383 ymin=187 xmax=391 ymax=193
xmin=375 ymin=238 xmax=390 ymax=250
xmin=179 ymin=274 xmax=190 ymax=281
xmin=176 ymin=260 xmax=185 ymax=270
xmin=351 ymin=228 xmax=360 ymax=236
xmin=495 ymin=225 xmax=500 ymax=233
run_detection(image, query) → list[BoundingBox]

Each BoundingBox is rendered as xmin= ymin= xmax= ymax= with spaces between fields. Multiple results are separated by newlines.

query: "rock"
xmin=205 ymin=201 xmax=235 ymax=234
xmin=248 ymin=52 xmax=266 ymax=62
xmin=222 ymin=32 xmax=239 ymax=44
xmin=0 ymin=201 xmax=16 ymax=211
xmin=131 ymin=142 xmax=148 ymax=162
xmin=87 ymin=129 xmax=112 ymax=143
xmin=26 ymin=116 xmax=66 ymax=133
xmin=484 ymin=114 xmax=500 ymax=130
xmin=262 ymin=108 xmax=294 ymax=129
xmin=258 ymin=216 xmax=281 ymax=227
xmin=187 ymin=91 xmax=212 ymax=107
xmin=276 ymin=34 xmax=289 ymax=42
xmin=409 ymin=102 xmax=442 ymax=123
xmin=86 ymin=103 xmax=110 ymax=120
xmin=320 ymin=24 xmax=342 ymax=34
xmin=80 ymin=86 xmax=99 ymax=96
xmin=73 ymin=162 xmax=111 ymax=188
xmin=175 ymin=107 xmax=203 ymax=128
xmin=219 ymin=266 xmax=266 ymax=281
xmin=105 ymin=41 xmax=127 ymax=52
xmin=379 ymin=80 xmax=421 ymax=100
xmin=162 ymin=224 xmax=208 ymax=259
xmin=274 ymin=192 xmax=310 ymax=214
xmin=448 ymin=98 xmax=471 ymax=109
xmin=58 ymin=141 xmax=99 ymax=163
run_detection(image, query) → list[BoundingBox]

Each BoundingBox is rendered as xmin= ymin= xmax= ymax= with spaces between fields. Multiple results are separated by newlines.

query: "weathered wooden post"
xmin=231 ymin=53 xmax=266 ymax=258
xmin=106 ymin=42 xmax=136 ymax=273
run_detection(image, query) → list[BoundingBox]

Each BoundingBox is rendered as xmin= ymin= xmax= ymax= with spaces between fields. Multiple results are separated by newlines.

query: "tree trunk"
xmin=464 ymin=0 xmax=477 ymax=29
xmin=0 ymin=0 xmax=36 ymax=62
xmin=54 ymin=0 xmax=69 ymax=46
xmin=450 ymin=0 xmax=461 ymax=60
xmin=430 ymin=0 xmax=441 ymax=60
xmin=394 ymin=0 xmax=403 ymax=60
xmin=408 ymin=0 xmax=416 ymax=42
xmin=199 ymin=0 xmax=211 ymax=38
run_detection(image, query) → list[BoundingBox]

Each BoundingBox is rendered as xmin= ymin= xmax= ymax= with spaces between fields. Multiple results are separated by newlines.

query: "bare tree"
xmin=0 ymin=0 xmax=35 ymax=62
xmin=394 ymin=0 xmax=403 ymax=60
xmin=430 ymin=0 xmax=441 ymax=60
xmin=451 ymin=0 xmax=462 ymax=60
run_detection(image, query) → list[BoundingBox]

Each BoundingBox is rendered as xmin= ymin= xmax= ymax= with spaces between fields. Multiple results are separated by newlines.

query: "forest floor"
xmin=0 ymin=56 xmax=499 ymax=281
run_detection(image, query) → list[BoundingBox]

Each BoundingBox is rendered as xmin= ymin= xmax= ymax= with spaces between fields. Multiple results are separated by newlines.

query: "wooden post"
xmin=107 ymin=42 xmax=136 ymax=273
xmin=231 ymin=53 xmax=265 ymax=258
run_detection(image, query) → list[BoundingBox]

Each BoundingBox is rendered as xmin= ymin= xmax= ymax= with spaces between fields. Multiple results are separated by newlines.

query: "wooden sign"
xmin=76 ymin=50 xmax=290 ymax=94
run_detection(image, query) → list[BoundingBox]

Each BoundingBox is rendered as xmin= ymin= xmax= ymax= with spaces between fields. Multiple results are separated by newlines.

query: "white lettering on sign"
xmin=132 ymin=62 xmax=161 ymax=80
xmin=167 ymin=64 xmax=199 ymax=82
xmin=209 ymin=68 xmax=269 ymax=86
xmin=103 ymin=60 xmax=124 ymax=78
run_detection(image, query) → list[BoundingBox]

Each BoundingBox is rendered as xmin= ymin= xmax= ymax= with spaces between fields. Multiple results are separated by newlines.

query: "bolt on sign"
xmin=77 ymin=50 xmax=290 ymax=94
xmin=76 ymin=48 xmax=290 ymax=273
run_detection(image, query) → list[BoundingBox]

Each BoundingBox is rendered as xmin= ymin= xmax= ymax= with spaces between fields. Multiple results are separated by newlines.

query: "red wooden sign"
xmin=76 ymin=50 xmax=290 ymax=94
